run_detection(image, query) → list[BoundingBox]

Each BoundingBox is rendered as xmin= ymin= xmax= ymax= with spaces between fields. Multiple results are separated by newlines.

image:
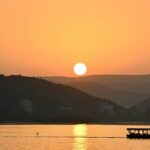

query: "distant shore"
xmin=1 ymin=122 xmax=150 ymax=125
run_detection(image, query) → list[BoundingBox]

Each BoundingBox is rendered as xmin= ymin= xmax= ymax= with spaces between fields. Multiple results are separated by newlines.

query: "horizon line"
xmin=1 ymin=73 xmax=150 ymax=78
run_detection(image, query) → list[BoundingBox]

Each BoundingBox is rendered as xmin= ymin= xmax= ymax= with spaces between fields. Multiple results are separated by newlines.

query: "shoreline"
xmin=1 ymin=122 xmax=150 ymax=125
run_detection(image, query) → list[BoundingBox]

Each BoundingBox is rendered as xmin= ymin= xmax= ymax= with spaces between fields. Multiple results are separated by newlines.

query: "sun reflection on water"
xmin=73 ymin=124 xmax=87 ymax=150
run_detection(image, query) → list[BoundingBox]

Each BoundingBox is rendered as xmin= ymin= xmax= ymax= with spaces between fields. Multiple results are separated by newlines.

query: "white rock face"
xmin=21 ymin=99 xmax=33 ymax=113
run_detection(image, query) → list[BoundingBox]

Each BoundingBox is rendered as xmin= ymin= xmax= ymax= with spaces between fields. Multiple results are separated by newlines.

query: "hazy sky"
xmin=0 ymin=0 xmax=150 ymax=76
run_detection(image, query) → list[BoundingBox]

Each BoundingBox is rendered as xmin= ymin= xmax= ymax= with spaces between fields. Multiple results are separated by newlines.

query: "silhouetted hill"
xmin=44 ymin=75 xmax=150 ymax=107
xmin=131 ymin=98 xmax=150 ymax=122
xmin=0 ymin=75 xmax=129 ymax=123
xmin=67 ymin=81 xmax=148 ymax=108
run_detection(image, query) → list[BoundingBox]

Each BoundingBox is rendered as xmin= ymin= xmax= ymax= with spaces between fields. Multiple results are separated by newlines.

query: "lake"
xmin=0 ymin=124 xmax=150 ymax=150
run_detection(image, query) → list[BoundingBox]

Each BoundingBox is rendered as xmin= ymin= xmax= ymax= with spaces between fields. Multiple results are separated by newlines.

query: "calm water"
xmin=0 ymin=124 xmax=150 ymax=150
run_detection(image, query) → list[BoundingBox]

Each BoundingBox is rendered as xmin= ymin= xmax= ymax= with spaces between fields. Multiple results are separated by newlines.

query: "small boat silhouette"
xmin=127 ymin=128 xmax=150 ymax=139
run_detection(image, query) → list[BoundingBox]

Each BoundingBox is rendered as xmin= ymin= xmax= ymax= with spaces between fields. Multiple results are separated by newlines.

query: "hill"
xmin=0 ymin=75 xmax=129 ymax=123
xmin=131 ymin=98 xmax=150 ymax=122
xmin=44 ymin=75 xmax=150 ymax=93
xmin=44 ymin=75 xmax=150 ymax=107
xmin=67 ymin=81 xmax=148 ymax=108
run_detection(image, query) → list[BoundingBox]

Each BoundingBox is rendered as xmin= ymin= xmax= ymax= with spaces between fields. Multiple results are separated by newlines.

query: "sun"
xmin=73 ymin=63 xmax=87 ymax=76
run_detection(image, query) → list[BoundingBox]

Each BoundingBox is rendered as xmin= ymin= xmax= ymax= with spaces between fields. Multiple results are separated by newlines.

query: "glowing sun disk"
xmin=73 ymin=63 xmax=87 ymax=76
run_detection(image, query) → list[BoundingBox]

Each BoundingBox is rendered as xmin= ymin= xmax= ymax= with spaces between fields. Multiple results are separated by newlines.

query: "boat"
xmin=127 ymin=128 xmax=150 ymax=139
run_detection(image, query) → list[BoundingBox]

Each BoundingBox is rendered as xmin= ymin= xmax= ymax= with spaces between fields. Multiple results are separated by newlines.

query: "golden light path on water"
xmin=73 ymin=124 xmax=87 ymax=150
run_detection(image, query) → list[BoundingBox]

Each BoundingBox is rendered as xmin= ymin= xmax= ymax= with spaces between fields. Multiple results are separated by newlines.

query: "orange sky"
xmin=0 ymin=0 xmax=150 ymax=76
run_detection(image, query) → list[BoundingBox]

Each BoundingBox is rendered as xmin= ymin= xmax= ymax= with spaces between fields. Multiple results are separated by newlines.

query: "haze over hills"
xmin=67 ymin=81 xmax=149 ymax=108
xmin=43 ymin=75 xmax=150 ymax=108
xmin=0 ymin=75 xmax=129 ymax=123
xmin=44 ymin=75 xmax=150 ymax=93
